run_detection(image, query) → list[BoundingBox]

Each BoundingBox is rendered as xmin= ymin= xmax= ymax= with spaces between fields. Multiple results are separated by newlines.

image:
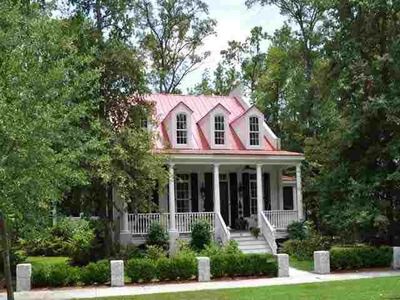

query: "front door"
xmin=219 ymin=174 xmax=230 ymax=226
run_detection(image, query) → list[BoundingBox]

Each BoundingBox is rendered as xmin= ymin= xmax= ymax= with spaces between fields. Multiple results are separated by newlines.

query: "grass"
xmin=77 ymin=276 xmax=400 ymax=300
xmin=289 ymin=256 xmax=313 ymax=272
xmin=25 ymin=256 xmax=69 ymax=267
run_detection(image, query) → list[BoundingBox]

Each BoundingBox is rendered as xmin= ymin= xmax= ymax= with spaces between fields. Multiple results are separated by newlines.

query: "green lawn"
xmin=290 ymin=257 xmax=313 ymax=272
xmin=77 ymin=277 xmax=400 ymax=300
xmin=25 ymin=256 xmax=69 ymax=267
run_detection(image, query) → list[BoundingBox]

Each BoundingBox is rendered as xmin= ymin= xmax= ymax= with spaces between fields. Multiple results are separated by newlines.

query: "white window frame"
xmin=249 ymin=173 xmax=257 ymax=215
xmin=214 ymin=114 xmax=225 ymax=145
xmin=176 ymin=113 xmax=188 ymax=145
xmin=175 ymin=174 xmax=191 ymax=212
xmin=249 ymin=116 xmax=260 ymax=147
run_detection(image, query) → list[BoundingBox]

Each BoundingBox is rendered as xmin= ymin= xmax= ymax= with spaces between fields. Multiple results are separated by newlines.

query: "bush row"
xmin=210 ymin=253 xmax=277 ymax=278
xmin=125 ymin=252 xmax=277 ymax=283
xmin=126 ymin=253 xmax=197 ymax=282
xmin=32 ymin=260 xmax=110 ymax=287
xmin=330 ymin=245 xmax=393 ymax=270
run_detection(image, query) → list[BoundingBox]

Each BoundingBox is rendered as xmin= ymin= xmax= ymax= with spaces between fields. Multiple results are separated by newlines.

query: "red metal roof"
xmin=145 ymin=93 xmax=303 ymax=157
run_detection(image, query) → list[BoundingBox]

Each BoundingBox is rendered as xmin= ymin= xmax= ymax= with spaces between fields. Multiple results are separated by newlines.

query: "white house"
xmin=117 ymin=88 xmax=304 ymax=254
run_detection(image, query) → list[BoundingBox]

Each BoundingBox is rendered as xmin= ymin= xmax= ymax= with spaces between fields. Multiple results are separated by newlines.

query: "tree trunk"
xmin=0 ymin=212 xmax=14 ymax=300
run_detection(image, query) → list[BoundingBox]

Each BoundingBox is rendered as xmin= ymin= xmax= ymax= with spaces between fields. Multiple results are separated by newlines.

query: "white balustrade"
xmin=260 ymin=212 xmax=278 ymax=254
xmin=128 ymin=212 xmax=215 ymax=235
xmin=263 ymin=210 xmax=299 ymax=230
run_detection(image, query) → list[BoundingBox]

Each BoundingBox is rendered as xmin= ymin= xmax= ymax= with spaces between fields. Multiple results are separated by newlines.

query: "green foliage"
xmin=190 ymin=220 xmax=212 ymax=251
xmin=330 ymin=246 xmax=393 ymax=271
xmin=0 ymin=249 xmax=26 ymax=276
xmin=250 ymin=227 xmax=260 ymax=239
xmin=80 ymin=260 xmax=110 ymax=285
xmin=0 ymin=1 xmax=101 ymax=229
xmin=134 ymin=0 xmax=216 ymax=93
xmin=126 ymin=251 xmax=197 ymax=283
xmin=32 ymin=260 xmax=110 ymax=287
xmin=32 ymin=264 xmax=81 ymax=287
xmin=146 ymin=222 xmax=168 ymax=249
xmin=145 ymin=245 xmax=167 ymax=260
xmin=126 ymin=258 xmax=157 ymax=283
xmin=287 ymin=221 xmax=307 ymax=240
xmin=113 ymin=244 xmax=144 ymax=261
xmin=210 ymin=253 xmax=277 ymax=278
xmin=157 ymin=253 xmax=197 ymax=281
xmin=282 ymin=234 xmax=331 ymax=260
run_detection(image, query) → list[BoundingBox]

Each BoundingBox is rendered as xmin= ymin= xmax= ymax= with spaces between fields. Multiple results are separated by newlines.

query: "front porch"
xmin=118 ymin=155 xmax=304 ymax=253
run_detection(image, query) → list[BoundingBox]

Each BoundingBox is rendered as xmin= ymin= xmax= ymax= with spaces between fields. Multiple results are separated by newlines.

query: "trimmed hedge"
xmin=330 ymin=245 xmax=393 ymax=271
xmin=126 ymin=254 xmax=197 ymax=283
xmin=32 ymin=260 xmax=110 ymax=287
xmin=126 ymin=252 xmax=277 ymax=283
xmin=210 ymin=253 xmax=277 ymax=278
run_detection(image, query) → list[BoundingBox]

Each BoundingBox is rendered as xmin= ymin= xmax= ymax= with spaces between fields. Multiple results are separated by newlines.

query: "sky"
xmin=180 ymin=0 xmax=286 ymax=92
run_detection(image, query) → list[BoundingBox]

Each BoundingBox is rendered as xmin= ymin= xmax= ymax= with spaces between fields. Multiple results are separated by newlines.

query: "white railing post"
xmin=168 ymin=164 xmax=176 ymax=230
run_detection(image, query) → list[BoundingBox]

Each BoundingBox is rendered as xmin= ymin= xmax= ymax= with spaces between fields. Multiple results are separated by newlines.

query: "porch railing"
xmin=128 ymin=212 xmax=215 ymax=235
xmin=215 ymin=213 xmax=230 ymax=245
xmin=260 ymin=212 xmax=278 ymax=254
xmin=263 ymin=210 xmax=298 ymax=230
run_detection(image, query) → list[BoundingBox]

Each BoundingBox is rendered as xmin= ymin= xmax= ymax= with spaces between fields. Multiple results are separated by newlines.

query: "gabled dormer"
xmin=231 ymin=106 xmax=265 ymax=150
xmin=198 ymin=103 xmax=231 ymax=149
xmin=163 ymin=101 xmax=193 ymax=148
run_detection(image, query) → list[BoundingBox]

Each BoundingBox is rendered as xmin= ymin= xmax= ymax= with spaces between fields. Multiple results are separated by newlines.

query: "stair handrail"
xmin=260 ymin=211 xmax=278 ymax=254
xmin=215 ymin=212 xmax=230 ymax=245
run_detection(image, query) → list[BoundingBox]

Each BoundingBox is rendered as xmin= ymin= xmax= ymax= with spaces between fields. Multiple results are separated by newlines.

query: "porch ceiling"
xmin=166 ymin=152 xmax=304 ymax=167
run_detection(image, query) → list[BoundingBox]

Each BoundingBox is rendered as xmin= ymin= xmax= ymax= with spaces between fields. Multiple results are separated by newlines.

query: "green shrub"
xmin=80 ymin=260 xmax=110 ymax=285
xmin=147 ymin=222 xmax=168 ymax=249
xmin=190 ymin=220 xmax=211 ymax=251
xmin=157 ymin=253 xmax=197 ymax=281
xmin=282 ymin=234 xmax=330 ymax=260
xmin=0 ymin=249 xmax=26 ymax=276
xmin=113 ymin=244 xmax=144 ymax=260
xmin=287 ymin=221 xmax=307 ymax=240
xmin=126 ymin=259 xmax=156 ymax=283
xmin=250 ymin=227 xmax=260 ymax=239
xmin=146 ymin=245 xmax=167 ymax=260
xmin=330 ymin=245 xmax=392 ymax=270
xmin=200 ymin=240 xmax=240 ymax=257
xmin=20 ymin=218 xmax=97 ymax=263
xmin=32 ymin=259 xmax=110 ymax=287
xmin=32 ymin=264 xmax=80 ymax=287
xmin=210 ymin=253 xmax=277 ymax=278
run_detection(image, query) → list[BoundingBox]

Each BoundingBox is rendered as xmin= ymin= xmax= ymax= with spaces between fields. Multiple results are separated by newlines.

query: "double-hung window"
xmin=249 ymin=116 xmax=260 ymax=146
xmin=249 ymin=174 xmax=257 ymax=215
xmin=176 ymin=113 xmax=187 ymax=144
xmin=176 ymin=174 xmax=190 ymax=212
xmin=214 ymin=115 xmax=225 ymax=145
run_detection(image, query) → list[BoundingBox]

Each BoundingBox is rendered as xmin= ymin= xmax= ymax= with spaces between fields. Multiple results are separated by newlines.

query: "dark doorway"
xmin=283 ymin=186 xmax=294 ymax=210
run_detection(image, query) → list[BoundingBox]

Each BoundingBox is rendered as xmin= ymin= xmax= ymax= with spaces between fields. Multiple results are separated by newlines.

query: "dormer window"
xmin=214 ymin=115 xmax=225 ymax=145
xmin=249 ymin=116 xmax=260 ymax=146
xmin=176 ymin=113 xmax=188 ymax=144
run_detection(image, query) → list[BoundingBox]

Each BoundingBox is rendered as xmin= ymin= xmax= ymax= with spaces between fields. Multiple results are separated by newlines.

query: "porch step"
xmin=230 ymin=231 xmax=273 ymax=254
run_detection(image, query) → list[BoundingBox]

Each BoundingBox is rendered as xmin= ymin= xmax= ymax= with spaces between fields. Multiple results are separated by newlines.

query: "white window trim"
xmin=247 ymin=115 xmax=262 ymax=149
xmin=214 ymin=114 xmax=225 ymax=146
xmin=210 ymin=112 xmax=229 ymax=149
xmin=175 ymin=173 xmax=192 ymax=212
xmin=249 ymin=173 xmax=257 ymax=215
xmin=173 ymin=111 xmax=192 ymax=148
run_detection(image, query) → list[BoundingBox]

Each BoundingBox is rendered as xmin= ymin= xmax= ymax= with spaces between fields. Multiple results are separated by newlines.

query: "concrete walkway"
xmin=1 ymin=268 xmax=399 ymax=300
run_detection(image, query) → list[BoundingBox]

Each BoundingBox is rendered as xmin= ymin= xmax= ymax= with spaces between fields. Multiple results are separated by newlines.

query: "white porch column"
xmin=256 ymin=164 xmax=264 ymax=228
xmin=121 ymin=203 xmax=129 ymax=232
xmin=213 ymin=163 xmax=220 ymax=214
xmin=114 ymin=186 xmax=131 ymax=245
xmin=277 ymin=168 xmax=283 ymax=210
xmin=168 ymin=163 xmax=176 ymax=230
xmin=296 ymin=164 xmax=303 ymax=220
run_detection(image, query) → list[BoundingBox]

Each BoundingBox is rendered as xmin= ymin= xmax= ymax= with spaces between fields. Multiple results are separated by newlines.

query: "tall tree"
xmin=134 ymin=0 xmax=216 ymax=93
xmin=309 ymin=0 xmax=400 ymax=243
xmin=64 ymin=0 xmax=168 ymax=252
